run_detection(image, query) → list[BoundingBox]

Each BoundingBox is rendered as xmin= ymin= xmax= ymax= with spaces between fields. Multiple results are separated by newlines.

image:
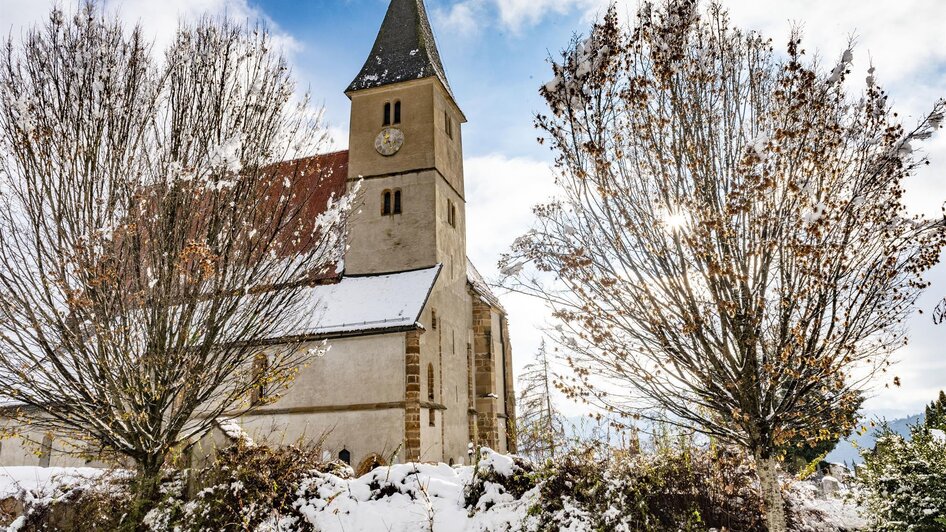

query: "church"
xmin=0 ymin=0 xmax=516 ymax=473
xmin=223 ymin=0 xmax=517 ymax=470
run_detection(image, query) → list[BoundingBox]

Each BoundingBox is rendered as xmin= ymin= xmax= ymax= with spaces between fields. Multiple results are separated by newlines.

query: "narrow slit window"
xmin=444 ymin=111 xmax=453 ymax=139
xmin=447 ymin=199 xmax=457 ymax=227
xmin=428 ymin=363 xmax=435 ymax=401
xmin=393 ymin=101 xmax=401 ymax=124
xmin=429 ymin=408 xmax=436 ymax=427
xmin=382 ymin=191 xmax=392 ymax=215
xmin=383 ymin=102 xmax=391 ymax=126
xmin=251 ymin=354 xmax=269 ymax=405
xmin=39 ymin=434 xmax=53 ymax=467
xmin=393 ymin=190 xmax=402 ymax=214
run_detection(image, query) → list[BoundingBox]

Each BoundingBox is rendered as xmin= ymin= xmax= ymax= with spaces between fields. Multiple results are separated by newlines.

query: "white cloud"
xmin=325 ymin=125 xmax=349 ymax=151
xmin=433 ymin=0 xmax=485 ymax=37
xmin=491 ymin=0 xmax=600 ymax=33
xmin=0 ymin=0 xmax=300 ymax=60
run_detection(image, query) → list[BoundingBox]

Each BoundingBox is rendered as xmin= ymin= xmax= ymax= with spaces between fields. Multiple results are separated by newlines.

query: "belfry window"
xmin=383 ymin=101 xmax=402 ymax=126
xmin=382 ymin=190 xmax=402 ymax=216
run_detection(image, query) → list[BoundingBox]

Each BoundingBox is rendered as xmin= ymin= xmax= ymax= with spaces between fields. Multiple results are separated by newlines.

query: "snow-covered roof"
xmin=290 ymin=264 xmax=441 ymax=337
xmin=467 ymin=259 xmax=505 ymax=313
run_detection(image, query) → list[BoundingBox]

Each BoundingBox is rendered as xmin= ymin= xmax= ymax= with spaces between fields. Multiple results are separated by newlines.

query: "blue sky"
xmin=3 ymin=0 xmax=945 ymax=421
xmin=255 ymin=0 xmax=580 ymax=160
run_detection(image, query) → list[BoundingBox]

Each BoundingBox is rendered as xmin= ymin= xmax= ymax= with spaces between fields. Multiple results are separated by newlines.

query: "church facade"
xmin=0 ymin=0 xmax=515 ymax=473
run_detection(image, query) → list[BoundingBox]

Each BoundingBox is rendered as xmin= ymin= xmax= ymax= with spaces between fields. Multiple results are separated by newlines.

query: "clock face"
xmin=375 ymin=127 xmax=404 ymax=156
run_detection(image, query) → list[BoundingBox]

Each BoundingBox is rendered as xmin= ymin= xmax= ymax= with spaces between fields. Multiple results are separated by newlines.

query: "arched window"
xmin=39 ymin=433 xmax=53 ymax=467
xmin=383 ymin=102 xmax=391 ymax=126
xmin=393 ymin=101 xmax=401 ymax=124
xmin=356 ymin=453 xmax=387 ymax=476
xmin=382 ymin=190 xmax=392 ymax=215
xmin=338 ymin=448 xmax=351 ymax=465
xmin=251 ymin=353 xmax=269 ymax=405
xmin=393 ymin=190 xmax=402 ymax=214
xmin=427 ymin=363 xmax=435 ymax=401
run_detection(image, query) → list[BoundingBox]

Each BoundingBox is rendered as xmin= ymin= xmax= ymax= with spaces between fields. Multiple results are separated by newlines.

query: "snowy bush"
xmin=526 ymin=443 xmax=767 ymax=531
xmin=2 ymin=470 xmax=133 ymax=532
xmin=145 ymin=441 xmax=335 ymax=532
xmin=854 ymin=422 xmax=946 ymax=531
xmin=3 ymin=443 xmax=869 ymax=531
xmin=464 ymin=447 xmax=536 ymax=511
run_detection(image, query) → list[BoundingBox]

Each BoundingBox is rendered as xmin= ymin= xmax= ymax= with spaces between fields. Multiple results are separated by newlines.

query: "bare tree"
xmin=0 ymin=4 xmax=353 ymax=510
xmin=501 ymin=2 xmax=946 ymax=529
xmin=516 ymin=340 xmax=566 ymax=462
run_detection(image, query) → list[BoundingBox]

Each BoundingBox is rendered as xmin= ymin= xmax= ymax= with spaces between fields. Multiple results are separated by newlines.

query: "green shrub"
xmin=854 ymin=422 xmax=946 ymax=531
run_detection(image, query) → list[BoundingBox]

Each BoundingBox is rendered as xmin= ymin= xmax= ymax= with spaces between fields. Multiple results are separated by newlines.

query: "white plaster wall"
xmin=275 ymin=335 xmax=405 ymax=409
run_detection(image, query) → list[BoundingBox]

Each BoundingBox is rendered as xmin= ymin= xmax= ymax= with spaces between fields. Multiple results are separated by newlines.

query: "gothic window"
xmin=383 ymin=102 xmax=391 ymax=126
xmin=427 ymin=363 xmax=435 ymax=402
xmin=393 ymin=101 xmax=402 ymax=124
xmin=39 ymin=433 xmax=53 ymax=467
xmin=251 ymin=353 xmax=269 ymax=405
xmin=338 ymin=448 xmax=351 ymax=465
xmin=393 ymin=190 xmax=402 ymax=214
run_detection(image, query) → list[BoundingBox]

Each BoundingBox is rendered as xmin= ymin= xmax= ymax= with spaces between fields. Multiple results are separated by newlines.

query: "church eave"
xmin=344 ymin=76 xmax=466 ymax=122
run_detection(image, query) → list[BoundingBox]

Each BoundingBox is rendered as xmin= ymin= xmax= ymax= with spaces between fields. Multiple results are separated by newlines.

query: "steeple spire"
xmin=346 ymin=0 xmax=452 ymax=96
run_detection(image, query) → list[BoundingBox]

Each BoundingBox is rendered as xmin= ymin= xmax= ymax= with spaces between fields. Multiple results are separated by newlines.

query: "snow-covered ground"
xmin=789 ymin=481 xmax=867 ymax=532
xmin=0 ymin=466 xmax=104 ymax=499
xmin=275 ymin=460 xmax=536 ymax=531
xmin=2 ymin=451 xmax=868 ymax=531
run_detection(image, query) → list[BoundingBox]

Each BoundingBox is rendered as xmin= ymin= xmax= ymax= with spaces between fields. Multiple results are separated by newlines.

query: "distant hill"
xmin=826 ymin=413 xmax=925 ymax=465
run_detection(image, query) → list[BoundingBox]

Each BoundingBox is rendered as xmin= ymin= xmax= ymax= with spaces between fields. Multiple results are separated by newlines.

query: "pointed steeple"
xmin=347 ymin=0 xmax=452 ymax=96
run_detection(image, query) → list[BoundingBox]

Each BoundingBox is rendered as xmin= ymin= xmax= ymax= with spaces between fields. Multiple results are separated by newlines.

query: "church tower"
xmin=344 ymin=0 xmax=467 ymax=280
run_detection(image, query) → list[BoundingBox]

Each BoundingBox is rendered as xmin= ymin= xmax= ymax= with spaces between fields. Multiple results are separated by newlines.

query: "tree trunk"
xmin=125 ymin=456 xmax=165 ymax=531
xmin=757 ymin=456 xmax=787 ymax=532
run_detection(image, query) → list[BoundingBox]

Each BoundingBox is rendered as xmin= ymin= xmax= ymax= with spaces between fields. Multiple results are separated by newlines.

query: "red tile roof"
xmin=267 ymin=150 xmax=350 ymax=282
